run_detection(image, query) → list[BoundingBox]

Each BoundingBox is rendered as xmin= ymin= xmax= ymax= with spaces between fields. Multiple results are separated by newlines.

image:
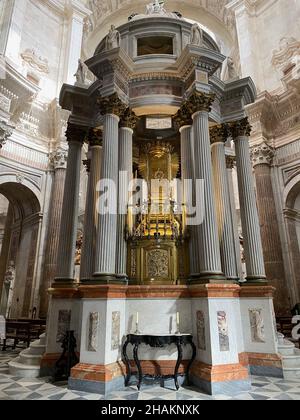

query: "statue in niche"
xmin=190 ymin=23 xmax=203 ymax=47
xmin=106 ymin=25 xmax=121 ymax=50
xmin=4 ymin=262 xmax=15 ymax=318
xmin=74 ymin=59 xmax=87 ymax=84
xmin=227 ymin=57 xmax=238 ymax=79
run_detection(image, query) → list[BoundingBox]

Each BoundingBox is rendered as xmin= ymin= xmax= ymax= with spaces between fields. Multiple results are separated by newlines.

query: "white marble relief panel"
xmin=217 ymin=311 xmax=230 ymax=352
xmin=111 ymin=311 xmax=121 ymax=351
xmin=56 ymin=309 xmax=71 ymax=343
xmin=249 ymin=309 xmax=266 ymax=343
xmin=196 ymin=310 xmax=206 ymax=351
xmin=88 ymin=312 xmax=99 ymax=352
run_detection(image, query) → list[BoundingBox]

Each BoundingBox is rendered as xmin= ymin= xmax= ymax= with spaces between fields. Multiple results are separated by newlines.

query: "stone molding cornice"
xmin=210 ymin=124 xmax=230 ymax=145
xmin=119 ymin=108 xmax=139 ymax=130
xmin=251 ymin=142 xmax=274 ymax=167
xmin=98 ymin=93 xmax=127 ymax=118
xmin=229 ymin=117 xmax=252 ymax=138
xmin=65 ymin=123 xmax=89 ymax=144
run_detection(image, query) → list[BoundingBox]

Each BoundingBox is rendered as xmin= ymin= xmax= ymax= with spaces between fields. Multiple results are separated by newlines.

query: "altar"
xmin=42 ymin=1 xmax=283 ymax=397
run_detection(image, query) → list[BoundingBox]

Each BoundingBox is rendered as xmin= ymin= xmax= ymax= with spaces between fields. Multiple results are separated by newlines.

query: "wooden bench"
xmin=1 ymin=319 xmax=46 ymax=351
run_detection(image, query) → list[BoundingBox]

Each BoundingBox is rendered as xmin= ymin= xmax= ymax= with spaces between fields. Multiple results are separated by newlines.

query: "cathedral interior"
xmin=0 ymin=0 xmax=300 ymax=402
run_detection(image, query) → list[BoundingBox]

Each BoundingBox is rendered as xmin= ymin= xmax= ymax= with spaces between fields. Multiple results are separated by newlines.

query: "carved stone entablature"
xmin=272 ymin=37 xmax=300 ymax=74
xmin=50 ymin=148 xmax=68 ymax=170
xmin=88 ymin=128 xmax=103 ymax=147
xmin=229 ymin=117 xmax=252 ymax=138
xmin=210 ymin=124 xmax=230 ymax=144
xmin=21 ymin=48 xmax=49 ymax=74
xmin=185 ymin=90 xmax=215 ymax=114
xmin=0 ymin=120 xmax=14 ymax=148
xmin=65 ymin=123 xmax=89 ymax=144
xmin=251 ymin=142 xmax=274 ymax=167
xmin=98 ymin=93 xmax=127 ymax=117
xmin=120 ymin=108 xmax=139 ymax=130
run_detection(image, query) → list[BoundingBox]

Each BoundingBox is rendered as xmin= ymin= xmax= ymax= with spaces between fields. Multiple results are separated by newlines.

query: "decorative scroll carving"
xmin=65 ymin=123 xmax=89 ymax=144
xmin=229 ymin=117 xmax=252 ymax=138
xmin=210 ymin=124 xmax=230 ymax=144
xmin=272 ymin=37 xmax=300 ymax=73
xmin=251 ymin=142 xmax=274 ymax=167
xmin=21 ymin=48 xmax=49 ymax=74
xmin=120 ymin=108 xmax=139 ymax=129
xmin=98 ymin=93 xmax=127 ymax=117
xmin=185 ymin=90 xmax=215 ymax=114
xmin=147 ymin=249 xmax=169 ymax=278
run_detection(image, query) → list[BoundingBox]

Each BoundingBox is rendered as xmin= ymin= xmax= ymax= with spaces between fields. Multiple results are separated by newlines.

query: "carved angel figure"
xmin=106 ymin=25 xmax=121 ymax=50
xmin=227 ymin=57 xmax=237 ymax=79
xmin=190 ymin=23 xmax=203 ymax=47
xmin=74 ymin=59 xmax=86 ymax=84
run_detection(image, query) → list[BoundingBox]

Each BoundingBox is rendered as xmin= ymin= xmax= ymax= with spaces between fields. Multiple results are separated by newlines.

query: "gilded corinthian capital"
xmin=88 ymin=128 xmax=103 ymax=147
xmin=65 ymin=123 xmax=89 ymax=143
xmin=173 ymin=101 xmax=193 ymax=130
xmin=209 ymin=124 xmax=230 ymax=144
xmin=98 ymin=93 xmax=127 ymax=117
xmin=120 ymin=107 xmax=139 ymax=129
xmin=185 ymin=90 xmax=216 ymax=114
xmin=229 ymin=117 xmax=252 ymax=138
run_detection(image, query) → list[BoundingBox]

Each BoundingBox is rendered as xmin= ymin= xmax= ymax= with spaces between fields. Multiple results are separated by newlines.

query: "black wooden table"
xmin=122 ymin=334 xmax=196 ymax=391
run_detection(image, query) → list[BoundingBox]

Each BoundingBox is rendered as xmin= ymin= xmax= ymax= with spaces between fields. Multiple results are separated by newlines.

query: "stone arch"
xmin=0 ymin=181 xmax=41 ymax=319
xmin=283 ymin=175 xmax=300 ymax=304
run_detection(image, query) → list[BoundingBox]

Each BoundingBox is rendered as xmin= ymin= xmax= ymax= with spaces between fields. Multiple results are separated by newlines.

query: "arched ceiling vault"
xmin=83 ymin=0 xmax=237 ymax=59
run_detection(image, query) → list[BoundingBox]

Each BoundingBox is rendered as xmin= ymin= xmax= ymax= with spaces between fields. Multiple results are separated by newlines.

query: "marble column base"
xmin=91 ymin=273 xmax=128 ymax=284
xmin=244 ymin=276 xmax=268 ymax=285
xmin=189 ymin=273 xmax=227 ymax=284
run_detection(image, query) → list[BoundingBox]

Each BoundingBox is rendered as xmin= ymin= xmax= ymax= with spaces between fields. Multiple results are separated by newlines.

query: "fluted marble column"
xmin=211 ymin=125 xmax=239 ymax=281
xmin=39 ymin=149 xmax=67 ymax=315
xmin=116 ymin=109 xmax=138 ymax=281
xmin=94 ymin=93 xmax=126 ymax=283
xmin=55 ymin=123 xmax=88 ymax=283
xmin=226 ymin=156 xmax=243 ymax=280
xmin=187 ymin=91 xmax=224 ymax=282
xmin=231 ymin=118 xmax=266 ymax=283
xmin=174 ymin=105 xmax=200 ymax=277
xmin=251 ymin=142 xmax=290 ymax=313
xmin=80 ymin=129 xmax=102 ymax=282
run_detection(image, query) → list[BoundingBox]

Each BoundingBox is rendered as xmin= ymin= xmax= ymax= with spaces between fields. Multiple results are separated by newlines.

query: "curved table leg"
xmin=186 ymin=341 xmax=197 ymax=386
xmin=122 ymin=338 xmax=131 ymax=387
xmin=133 ymin=343 xmax=143 ymax=391
xmin=174 ymin=342 xmax=183 ymax=391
